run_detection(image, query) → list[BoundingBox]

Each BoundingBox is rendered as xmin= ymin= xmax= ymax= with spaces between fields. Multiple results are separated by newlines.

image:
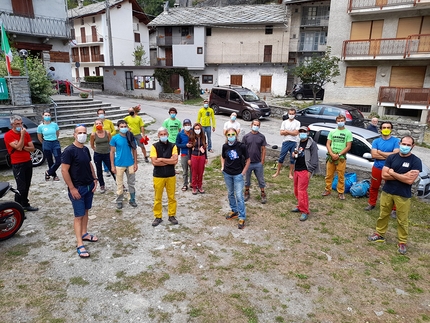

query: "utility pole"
xmin=106 ymin=0 xmax=114 ymax=66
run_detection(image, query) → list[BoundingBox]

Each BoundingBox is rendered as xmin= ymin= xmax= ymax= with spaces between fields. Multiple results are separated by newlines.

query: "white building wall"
xmin=173 ymin=27 xmax=205 ymax=69
xmin=34 ymin=0 xmax=68 ymax=19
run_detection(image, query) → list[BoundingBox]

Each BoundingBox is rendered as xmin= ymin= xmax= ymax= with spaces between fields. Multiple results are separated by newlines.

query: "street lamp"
xmin=18 ymin=49 xmax=32 ymax=104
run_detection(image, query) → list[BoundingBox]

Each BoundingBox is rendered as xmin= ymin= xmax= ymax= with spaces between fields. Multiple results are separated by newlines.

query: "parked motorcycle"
xmin=0 ymin=182 xmax=25 ymax=241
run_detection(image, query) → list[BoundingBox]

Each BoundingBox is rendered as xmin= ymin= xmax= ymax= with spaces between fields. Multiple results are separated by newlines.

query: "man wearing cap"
xmin=197 ymin=99 xmax=216 ymax=152
xmin=176 ymin=119 xmax=193 ymax=191
xmin=162 ymin=107 xmax=182 ymax=143
xmin=291 ymin=126 xmax=319 ymax=221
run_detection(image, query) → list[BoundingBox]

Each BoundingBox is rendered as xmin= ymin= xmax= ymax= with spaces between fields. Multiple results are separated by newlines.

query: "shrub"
xmin=83 ymin=76 xmax=103 ymax=83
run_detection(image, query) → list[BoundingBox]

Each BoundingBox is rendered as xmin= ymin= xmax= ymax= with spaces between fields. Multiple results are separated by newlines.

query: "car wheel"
xmin=31 ymin=145 xmax=45 ymax=167
xmin=212 ymin=104 xmax=220 ymax=115
xmin=242 ymin=110 xmax=252 ymax=121
xmin=295 ymin=93 xmax=303 ymax=100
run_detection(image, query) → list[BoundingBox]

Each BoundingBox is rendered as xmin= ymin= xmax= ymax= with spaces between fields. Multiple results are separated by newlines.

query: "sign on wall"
xmin=0 ymin=78 xmax=9 ymax=100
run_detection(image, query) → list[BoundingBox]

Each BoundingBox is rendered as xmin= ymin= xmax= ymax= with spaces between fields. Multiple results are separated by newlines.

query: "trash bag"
xmin=332 ymin=172 xmax=357 ymax=193
xmin=350 ymin=180 xmax=371 ymax=198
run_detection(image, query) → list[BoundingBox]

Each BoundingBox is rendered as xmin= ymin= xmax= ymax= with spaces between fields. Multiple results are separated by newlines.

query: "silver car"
xmin=308 ymin=123 xmax=430 ymax=198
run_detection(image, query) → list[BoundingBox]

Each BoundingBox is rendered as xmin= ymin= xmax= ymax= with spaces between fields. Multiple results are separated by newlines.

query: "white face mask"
xmin=77 ymin=133 xmax=87 ymax=144
xmin=184 ymin=126 xmax=191 ymax=131
xmin=194 ymin=129 xmax=201 ymax=135
xmin=288 ymin=114 xmax=295 ymax=120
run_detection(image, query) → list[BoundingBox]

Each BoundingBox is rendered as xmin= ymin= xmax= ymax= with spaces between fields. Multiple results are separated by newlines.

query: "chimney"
xmin=78 ymin=0 xmax=84 ymax=9
xmin=163 ymin=1 xmax=169 ymax=14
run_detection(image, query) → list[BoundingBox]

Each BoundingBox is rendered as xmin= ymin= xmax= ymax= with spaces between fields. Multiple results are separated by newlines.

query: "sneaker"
xmin=117 ymin=202 xmax=123 ymax=210
xmin=398 ymin=243 xmax=407 ymax=255
xmin=152 ymin=218 xmax=163 ymax=227
xmin=238 ymin=219 xmax=245 ymax=229
xmin=367 ymin=233 xmax=385 ymax=243
xmin=145 ymin=156 xmax=149 ymax=163
xmin=261 ymin=193 xmax=267 ymax=204
xmin=100 ymin=186 xmax=106 ymax=194
xmin=321 ymin=190 xmax=331 ymax=196
xmin=391 ymin=210 xmax=397 ymax=219
xmin=129 ymin=200 xmax=137 ymax=207
xmin=364 ymin=204 xmax=375 ymax=211
xmin=105 ymin=171 xmax=111 ymax=177
xmin=244 ymin=190 xmax=250 ymax=202
xmin=291 ymin=207 xmax=300 ymax=213
xmin=23 ymin=206 xmax=39 ymax=212
xmin=299 ymin=213 xmax=308 ymax=221
xmin=226 ymin=211 xmax=238 ymax=220
xmin=168 ymin=216 xmax=178 ymax=225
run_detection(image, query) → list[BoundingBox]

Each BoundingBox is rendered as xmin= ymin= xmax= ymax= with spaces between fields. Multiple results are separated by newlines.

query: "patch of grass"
xmin=386 ymin=308 xmax=396 ymax=314
xmin=69 ymin=276 xmax=89 ymax=286
xmin=183 ymin=97 xmax=204 ymax=106
xmin=162 ymin=291 xmax=186 ymax=302
xmin=189 ymin=306 xmax=203 ymax=318
xmin=295 ymin=273 xmax=308 ymax=280
xmin=58 ymin=136 xmax=74 ymax=147
xmin=241 ymin=306 xmax=258 ymax=323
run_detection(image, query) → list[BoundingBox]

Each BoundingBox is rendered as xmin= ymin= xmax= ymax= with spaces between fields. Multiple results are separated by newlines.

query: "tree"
xmin=132 ymin=44 xmax=147 ymax=66
xmin=290 ymin=47 xmax=340 ymax=104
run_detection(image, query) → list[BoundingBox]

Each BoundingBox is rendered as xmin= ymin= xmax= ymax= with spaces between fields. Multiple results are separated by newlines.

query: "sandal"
xmin=198 ymin=188 xmax=205 ymax=194
xmin=338 ymin=193 xmax=345 ymax=200
xmin=77 ymin=245 xmax=90 ymax=258
xmin=45 ymin=171 xmax=50 ymax=181
xmin=181 ymin=185 xmax=188 ymax=191
xmin=53 ymin=176 xmax=60 ymax=181
xmin=82 ymin=232 xmax=98 ymax=242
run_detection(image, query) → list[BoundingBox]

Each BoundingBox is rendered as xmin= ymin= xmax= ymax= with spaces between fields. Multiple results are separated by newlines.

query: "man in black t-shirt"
xmin=62 ymin=125 xmax=98 ymax=258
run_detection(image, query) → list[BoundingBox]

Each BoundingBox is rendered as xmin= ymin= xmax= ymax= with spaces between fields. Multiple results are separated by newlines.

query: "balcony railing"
xmin=378 ymin=86 xmax=430 ymax=108
xmin=342 ymin=34 xmax=430 ymax=59
xmin=75 ymin=35 xmax=103 ymax=44
xmin=298 ymin=42 xmax=327 ymax=52
xmin=205 ymin=53 xmax=287 ymax=64
xmin=0 ymin=10 xmax=70 ymax=38
xmin=156 ymin=35 xmax=194 ymax=46
xmin=91 ymin=54 xmax=104 ymax=62
xmin=300 ymin=16 xmax=329 ymax=27
xmin=348 ymin=0 xmax=419 ymax=12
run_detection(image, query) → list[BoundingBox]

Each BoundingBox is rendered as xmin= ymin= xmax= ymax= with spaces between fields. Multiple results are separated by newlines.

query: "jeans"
xmin=12 ymin=160 xmax=33 ymax=207
xmin=180 ymin=154 xmax=191 ymax=186
xmin=202 ymin=126 xmax=212 ymax=150
xmin=223 ymin=171 xmax=246 ymax=220
xmin=115 ymin=166 xmax=135 ymax=202
xmin=43 ymin=140 xmax=61 ymax=177
xmin=245 ymin=162 xmax=266 ymax=188
xmin=278 ymin=140 xmax=297 ymax=164
xmin=94 ymin=152 xmax=116 ymax=187
xmin=153 ymin=176 xmax=177 ymax=218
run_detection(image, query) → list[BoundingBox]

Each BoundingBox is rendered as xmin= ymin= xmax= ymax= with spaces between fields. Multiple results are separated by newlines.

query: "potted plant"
xmin=80 ymin=92 xmax=89 ymax=98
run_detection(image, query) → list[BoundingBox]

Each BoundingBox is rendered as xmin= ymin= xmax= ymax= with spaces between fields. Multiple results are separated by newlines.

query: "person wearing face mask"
xmin=273 ymin=108 xmax=301 ymax=179
xmin=37 ymin=111 xmax=61 ymax=182
xmin=221 ymin=128 xmax=250 ymax=229
xmin=162 ymin=107 xmax=182 ymax=143
xmin=367 ymin=117 xmax=379 ymax=133
xmin=124 ymin=107 xmax=149 ymax=163
xmin=223 ymin=112 xmax=241 ymax=136
xmin=188 ymin=123 xmax=208 ymax=194
xmin=150 ymin=127 xmax=179 ymax=227
xmin=175 ymin=119 xmax=193 ymax=191
xmin=110 ymin=120 xmax=138 ymax=209
xmin=368 ymin=136 xmax=422 ymax=255
xmin=242 ymin=119 xmax=267 ymax=204
xmin=197 ymin=99 xmax=216 ymax=153
xmin=4 ymin=115 xmax=38 ymax=212
xmin=322 ymin=115 xmax=353 ymax=200
xmin=61 ymin=125 xmax=99 ymax=258
xmin=92 ymin=109 xmax=116 ymax=175
xmin=365 ymin=122 xmax=400 ymax=213
xmin=90 ymin=119 xmax=116 ymax=193
xmin=291 ymin=126 xmax=319 ymax=221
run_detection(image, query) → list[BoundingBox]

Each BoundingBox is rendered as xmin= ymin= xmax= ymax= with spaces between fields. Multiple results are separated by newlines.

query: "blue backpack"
xmin=350 ymin=180 xmax=371 ymax=198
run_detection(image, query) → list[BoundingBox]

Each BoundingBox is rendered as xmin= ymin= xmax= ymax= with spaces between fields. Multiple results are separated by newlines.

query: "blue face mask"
xmin=98 ymin=114 xmax=105 ymax=119
xmin=170 ymin=113 xmax=176 ymax=119
xmin=337 ymin=122 xmax=345 ymax=128
xmin=204 ymin=104 xmax=208 ymax=108
xmin=252 ymin=126 xmax=259 ymax=132
xmin=119 ymin=128 xmax=128 ymax=134
xmin=43 ymin=116 xmax=51 ymax=122
xmin=399 ymin=145 xmax=412 ymax=155
xmin=15 ymin=127 xmax=21 ymax=132
xmin=231 ymin=116 xmax=236 ymax=121
xmin=299 ymin=133 xmax=308 ymax=140
xmin=227 ymin=136 xmax=236 ymax=142
xmin=160 ymin=135 xmax=168 ymax=142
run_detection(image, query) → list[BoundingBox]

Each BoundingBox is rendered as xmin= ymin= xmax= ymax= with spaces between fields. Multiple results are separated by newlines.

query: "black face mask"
xmin=129 ymin=111 xmax=135 ymax=116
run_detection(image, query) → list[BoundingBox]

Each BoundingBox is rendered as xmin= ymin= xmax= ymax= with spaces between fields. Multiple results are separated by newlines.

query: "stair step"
xmin=57 ymin=113 xmax=129 ymax=128
xmin=53 ymin=106 xmax=122 ymax=117
xmin=53 ymin=103 xmax=112 ymax=110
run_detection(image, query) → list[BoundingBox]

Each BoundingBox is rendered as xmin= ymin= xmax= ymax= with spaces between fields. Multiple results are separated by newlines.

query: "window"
xmin=299 ymin=32 xmax=326 ymax=51
xmin=206 ymin=28 xmax=212 ymax=36
xmin=265 ymin=25 xmax=273 ymax=35
xmin=92 ymin=17 xmax=96 ymax=23
xmin=350 ymin=20 xmax=383 ymax=40
xmin=264 ymin=45 xmax=272 ymax=63
xmin=95 ymin=67 xmax=100 ymax=76
xmin=91 ymin=26 xmax=97 ymax=42
xmin=349 ymin=138 xmax=370 ymax=158
xmin=90 ymin=46 xmax=101 ymax=61
xmin=213 ymin=89 xmax=227 ymax=100
xmin=304 ymin=106 xmax=322 ymax=115
xmin=317 ymin=130 xmax=329 ymax=146
xmin=397 ymin=16 xmax=430 ymax=37
xmin=197 ymin=47 xmax=203 ymax=54
xmin=181 ymin=27 xmax=189 ymax=36
xmin=84 ymin=67 xmax=90 ymax=77
xmin=80 ymin=47 xmax=90 ymax=62
xmin=71 ymin=28 xmax=76 ymax=40
xmin=345 ymin=67 xmax=377 ymax=87
xmin=71 ymin=48 xmax=79 ymax=62
xmin=126 ymin=71 xmax=134 ymax=90
xmin=81 ymin=18 xmax=84 ymax=25
xmin=12 ymin=0 xmax=34 ymax=18
xmin=134 ymin=33 xmax=141 ymax=43
xmin=134 ymin=76 xmax=155 ymax=90
xmin=229 ymin=91 xmax=240 ymax=102
xmin=322 ymin=107 xmax=341 ymax=117
xmin=202 ymin=75 xmax=213 ymax=84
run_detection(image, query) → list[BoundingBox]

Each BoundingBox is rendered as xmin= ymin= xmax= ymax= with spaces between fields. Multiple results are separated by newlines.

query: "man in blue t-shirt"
xmin=368 ymin=136 xmax=422 ymax=255
xmin=365 ymin=122 xmax=400 ymax=212
xmin=110 ymin=120 xmax=138 ymax=209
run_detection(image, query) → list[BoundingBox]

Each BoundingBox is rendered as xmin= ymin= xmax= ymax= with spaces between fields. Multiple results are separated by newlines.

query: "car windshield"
xmin=237 ymin=90 xmax=260 ymax=102
xmin=366 ymin=135 xmax=380 ymax=145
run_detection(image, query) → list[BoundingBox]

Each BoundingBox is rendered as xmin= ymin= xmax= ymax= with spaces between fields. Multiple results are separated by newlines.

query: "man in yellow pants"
xmin=150 ymin=127 xmax=179 ymax=227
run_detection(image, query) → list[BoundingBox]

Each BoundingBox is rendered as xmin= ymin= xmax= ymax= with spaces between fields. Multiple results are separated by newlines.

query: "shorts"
xmin=134 ymin=134 xmax=144 ymax=148
xmin=68 ymin=183 xmax=95 ymax=217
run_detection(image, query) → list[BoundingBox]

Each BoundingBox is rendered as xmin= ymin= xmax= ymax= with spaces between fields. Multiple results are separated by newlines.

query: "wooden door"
xmin=80 ymin=27 xmax=86 ymax=43
xmin=92 ymin=26 xmax=97 ymax=42
xmin=230 ymin=75 xmax=242 ymax=86
xmin=165 ymin=27 xmax=172 ymax=37
xmin=260 ymin=75 xmax=272 ymax=93
xmin=84 ymin=67 xmax=90 ymax=77
xmin=165 ymin=48 xmax=173 ymax=66
xmin=169 ymin=74 xmax=179 ymax=91
xmin=264 ymin=45 xmax=272 ymax=62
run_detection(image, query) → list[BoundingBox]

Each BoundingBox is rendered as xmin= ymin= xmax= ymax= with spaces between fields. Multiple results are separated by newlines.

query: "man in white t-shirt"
xmin=223 ymin=112 xmax=241 ymax=135
xmin=273 ymin=108 xmax=300 ymax=179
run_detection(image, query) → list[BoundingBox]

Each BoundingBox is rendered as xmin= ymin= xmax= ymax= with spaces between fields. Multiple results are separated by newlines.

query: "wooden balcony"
xmin=342 ymin=34 xmax=430 ymax=60
xmin=378 ymin=86 xmax=430 ymax=109
xmin=347 ymin=0 xmax=430 ymax=14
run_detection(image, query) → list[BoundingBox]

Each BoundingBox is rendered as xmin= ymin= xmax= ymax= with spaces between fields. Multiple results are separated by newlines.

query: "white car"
xmin=308 ymin=123 xmax=430 ymax=198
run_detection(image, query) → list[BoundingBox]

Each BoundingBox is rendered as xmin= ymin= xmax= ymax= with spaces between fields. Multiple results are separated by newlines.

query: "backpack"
xmin=350 ymin=180 xmax=371 ymax=198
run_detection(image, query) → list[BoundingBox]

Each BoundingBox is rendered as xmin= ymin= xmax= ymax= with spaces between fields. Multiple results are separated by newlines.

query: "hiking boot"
xmin=291 ymin=207 xmax=300 ymax=213
xmin=24 ymin=206 xmax=38 ymax=212
xmin=238 ymin=219 xmax=245 ymax=229
xmin=244 ymin=189 xmax=250 ymax=202
xmin=391 ymin=210 xmax=397 ymax=219
xmin=321 ymin=190 xmax=331 ymax=196
xmin=145 ymin=156 xmax=149 ymax=163
xmin=129 ymin=200 xmax=137 ymax=207
xmin=367 ymin=233 xmax=385 ymax=243
xmin=364 ymin=204 xmax=375 ymax=211
xmin=117 ymin=202 xmax=123 ymax=210
xmin=226 ymin=211 xmax=238 ymax=220
xmin=168 ymin=216 xmax=178 ymax=225
xmin=152 ymin=218 xmax=163 ymax=227
xmin=260 ymin=192 xmax=267 ymax=204
xmin=299 ymin=213 xmax=308 ymax=221
xmin=100 ymin=186 xmax=106 ymax=194
xmin=398 ymin=243 xmax=407 ymax=255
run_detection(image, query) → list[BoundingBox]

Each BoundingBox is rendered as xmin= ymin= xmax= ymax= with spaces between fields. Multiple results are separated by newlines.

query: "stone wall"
xmin=80 ymin=81 xmax=103 ymax=90
xmin=6 ymin=76 xmax=31 ymax=106
xmin=159 ymin=93 xmax=183 ymax=102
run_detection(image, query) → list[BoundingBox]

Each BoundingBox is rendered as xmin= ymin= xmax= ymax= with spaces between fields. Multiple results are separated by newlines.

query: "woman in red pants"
xmin=189 ymin=123 xmax=208 ymax=194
